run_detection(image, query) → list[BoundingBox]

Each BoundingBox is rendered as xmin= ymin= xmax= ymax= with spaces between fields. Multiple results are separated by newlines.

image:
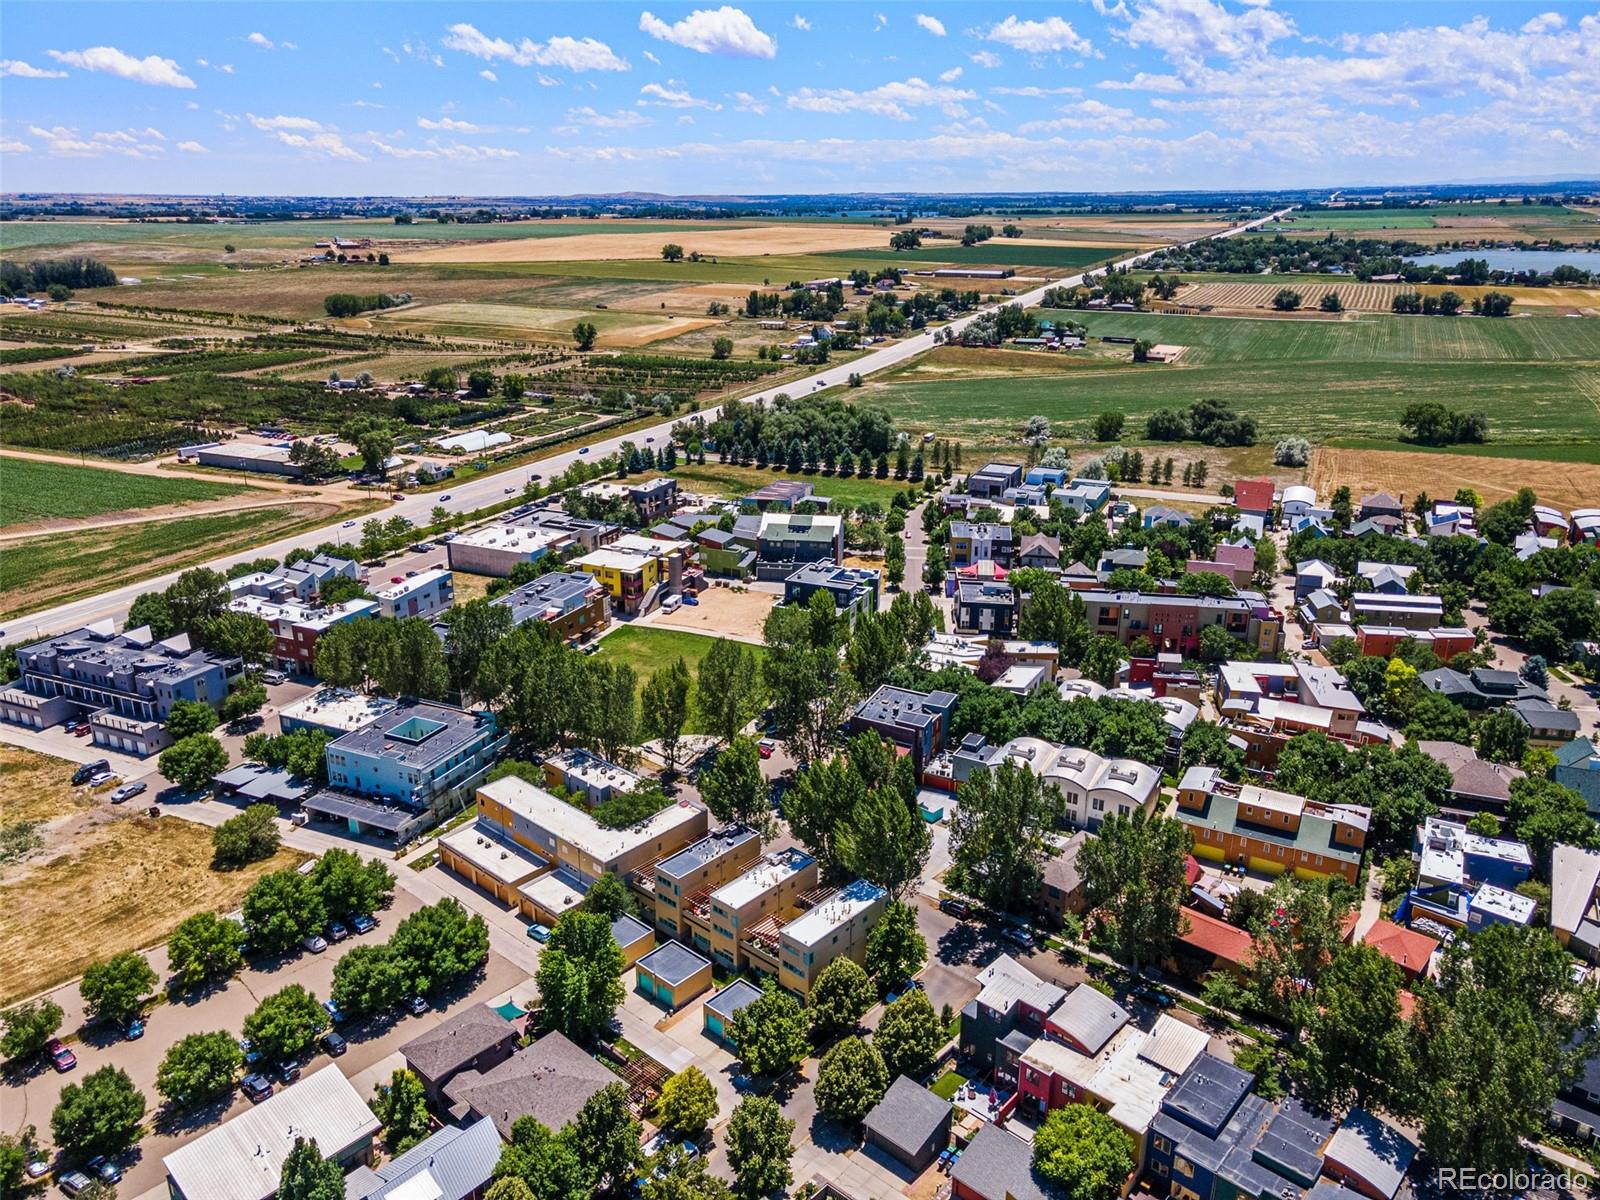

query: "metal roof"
xmin=639 ymin=939 xmax=711 ymax=986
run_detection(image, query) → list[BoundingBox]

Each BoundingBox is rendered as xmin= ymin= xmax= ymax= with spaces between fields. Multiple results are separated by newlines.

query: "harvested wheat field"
xmin=398 ymin=223 xmax=886 ymax=264
xmin=1178 ymin=280 xmax=1401 ymax=312
xmin=1311 ymin=447 xmax=1600 ymax=513
xmin=622 ymin=281 xmax=763 ymax=312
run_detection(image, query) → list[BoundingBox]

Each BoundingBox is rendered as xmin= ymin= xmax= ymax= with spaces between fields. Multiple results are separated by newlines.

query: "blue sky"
xmin=1 ymin=2 xmax=1596 ymax=195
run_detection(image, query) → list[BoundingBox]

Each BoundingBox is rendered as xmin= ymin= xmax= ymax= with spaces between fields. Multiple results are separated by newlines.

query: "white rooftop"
xmin=518 ymin=865 xmax=589 ymax=918
xmin=478 ymin=774 xmax=704 ymax=866
xmin=227 ymin=594 xmax=377 ymax=632
xmin=279 ymin=688 xmax=400 ymax=734
xmin=440 ymin=820 xmax=546 ymax=885
xmin=451 ymin=524 xmax=560 ymax=556
xmin=373 ymin=568 xmax=452 ymax=600
xmin=712 ymin=848 xmax=814 ymax=911
xmin=781 ymin=878 xmax=885 ymax=947
xmin=434 ymin=429 xmax=512 ymax=453
xmin=550 ymin=748 xmax=643 ymax=794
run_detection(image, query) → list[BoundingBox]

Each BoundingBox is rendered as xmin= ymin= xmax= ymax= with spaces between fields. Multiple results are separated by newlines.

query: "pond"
xmin=1403 ymin=249 xmax=1600 ymax=273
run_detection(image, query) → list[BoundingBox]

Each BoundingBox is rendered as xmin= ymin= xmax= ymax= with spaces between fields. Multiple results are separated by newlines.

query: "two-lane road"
xmin=3 ymin=207 xmax=1290 ymax=645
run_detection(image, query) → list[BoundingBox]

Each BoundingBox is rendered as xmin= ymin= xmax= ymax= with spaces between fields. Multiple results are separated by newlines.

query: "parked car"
xmin=240 ymin=1037 xmax=262 ymax=1065
xmin=241 ymin=1073 xmax=273 ymax=1102
xmin=86 ymin=1156 xmax=122 ymax=1183
xmin=71 ymin=722 xmax=91 ymax=737
xmin=123 ymin=1017 xmax=145 ymax=1040
xmin=351 ymin=913 xmax=377 ymax=934
xmin=757 ymin=739 xmax=776 ymax=760
xmin=404 ymin=995 xmax=428 ymax=1015
xmin=1132 ymin=982 xmax=1175 ymax=1009
xmin=24 ymin=1153 xmax=48 ymax=1180
xmin=1000 ymin=926 xmax=1035 ymax=950
xmin=410 ymin=542 xmax=432 ymax=553
xmin=301 ymin=933 xmax=328 ymax=954
xmin=327 ymin=920 xmax=349 ymax=943
xmin=261 ymin=668 xmax=288 ymax=685
xmin=322 ymin=1031 xmax=348 ymax=1057
xmin=86 ymin=768 xmax=116 ymax=787
xmin=275 ymin=1061 xmax=302 ymax=1085
xmin=526 ymin=922 xmax=552 ymax=943
xmin=322 ymin=999 xmax=346 ymax=1025
xmin=46 ymin=1038 xmax=76 ymax=1072
xmin=110 ymin=781 xmax=147 ymax=804
xmin=58 ymin=1170 xmax=94 ymax=1196
xmin=938 ymin=898 xmax=971 ymax=919
xmin=682 ymin=594 xmax=699 ymax=606
xmin=72 ymin=759 xmax=110 ymax=786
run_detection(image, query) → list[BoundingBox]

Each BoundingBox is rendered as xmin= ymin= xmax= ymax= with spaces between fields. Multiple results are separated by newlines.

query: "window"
xmin=1174 ymin=1156 xmax=1193 ymax=1179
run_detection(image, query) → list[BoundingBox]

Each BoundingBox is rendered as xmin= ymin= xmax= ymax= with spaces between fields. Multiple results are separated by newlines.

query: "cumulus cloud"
xmin=939 ymin=66 xmax=964 ymax=82
xmin=639 ymin=81 xmax=722 ymax=109
xmin=916 ymin=13 xmax=947 ymax=36
xmin=47 ymin=45 xmax=196 ymax=88
xmin=639 ymin=7 xmax=777 ymax=58
xmin=787 ymin=76 xmax=977 ymax=120
xmin=418 ymin=115 xmax=482 ymax=132
xmin=442 ymin=23 xmax=629 ymax=71
xmin=1 ymin=59 xmax=67 ymax=78
xmin=1114 ymin=0 xmax=1295 ymax=66
xmin=480 ymin=69 xmax=498 ymax=82
xmin=177 ymin=140 xmax=209 ymax=152
xmin=372 ymin=139 xmax=518 ymax=161
xmin=0 ymin=138 xmax=31 ymax=152
xmin=993 ymin=84 xmax=1082 ymax=96
xmin=733 ymin=91 xmax=769 ymax=114
xmin=246 ymin=113 xmax=366 ymax=161
xmin=562 ymin=106 xmax=649 ymax=129
xmin=982 ymin=15 xmax=1093 ymax=56
xmin=1522 ymin=12 xmax=1565 ymax=34
xmin=246 ymin=32 xmax=275 ymax=49
xmin=792 ymin=14 xmax=811 ymax=31
xmin=969 ymin=50 xmax=1003 ymax=68
xmin=27 ymin=124 xmax=167 ymax=157
xmin=1018 ymin=99 xmax=1168 ymax=132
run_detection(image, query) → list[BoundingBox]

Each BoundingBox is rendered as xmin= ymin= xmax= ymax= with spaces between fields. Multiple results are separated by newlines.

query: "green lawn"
xmin=589 ymin=626 xmax=766 ymax=735
xmin=930 ymin=1069 xmax=969 ymax=1100
xmin=668 ymin=462 xmax=913 ymax=508
xmin=862 ymin=310 xmax=1600 ymax=450
xmin=0 ymin=457 xmax=251 ymax=527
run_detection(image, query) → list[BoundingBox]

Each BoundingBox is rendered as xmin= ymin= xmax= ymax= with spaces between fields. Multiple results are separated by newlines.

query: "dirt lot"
xmin=0 ymin=746 xmax=308 ymax=1003
xmin=398 ymin=223 xmax=888 ymax=265
xmin=1310 ymin=447 xmax=1600 ymax=512
xmin=653 ymin=586 xmax=775 ymax=641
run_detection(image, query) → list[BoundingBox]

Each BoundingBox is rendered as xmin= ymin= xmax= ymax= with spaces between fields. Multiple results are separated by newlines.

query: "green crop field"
xmin=861 ymin=310 xmax=1600 ymax=450
xmin=588 ymin=626 xmax=767 ymax=734
xmin=0 ymin=458 xmax=252 ymax=527
xmin=668 ymin=462 xmax=912 ymax=509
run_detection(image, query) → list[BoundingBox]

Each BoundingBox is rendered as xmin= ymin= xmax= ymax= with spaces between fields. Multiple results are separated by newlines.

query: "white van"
xmin=661 ymin=595 xmax=682 ymax=613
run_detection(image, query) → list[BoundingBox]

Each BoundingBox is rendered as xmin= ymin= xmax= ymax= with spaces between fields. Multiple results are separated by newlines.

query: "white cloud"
xmin=1114 ymin=0 xmax=1295 ymax=66
xmin=1 ymin=59 xmax=67 ymax=78
xmin=480 ymin=69 xmax=498 ymax=82
xmin=418 ymin=115 xmax=481 ymax=132
xmin=733 ymin=91 xmax=769 ymax=114
xmin=939 ymin=66 xmax=963 ymax=82
xmin=1098 ymin=72 xmax=1187 ymax=91
xmin=792 ymin=14 xmax=811 ymax=31
xmin=246 ymin=113 xmax=366 ymax=160
xmin=442 ymin=23 xmax=629 ymax=71
xmin=982 ymin=15 xmax=1093 ymax=56
xmin=969 ymin=50 xmax=1003 ymax=68
xmin=874 ymin=13 xmax=889 ymax=32
xmin=993 ymin=84 xmax=1082 ymax=96
xmin=787 ymin=76 xmax=977 ymax=120
xmin=1018 ymin=99 xmax=1167 ymax=132
xmin=177 ymin=139 xmax=209 ymax=152
xmin=47 ymin=45 xmax=196 ymax=88
xmin=246 ymin=32 xmax=274 ymax=49
xmin=374 ymin=139 xmax=518 ymax=162
xmin=639 ymin=7 xmax=777 ymax=58
xmin=916 ymin=13 xmax=947 ymax=37
xmin=639 ymin=81 xmax=722 ymax=109
xmin=0 ymin=139 xmax=31 ymax=152
xmin=27 ymin=124 xmax=167 ymax=157
xmin=1522 ymin=12 xmax=1565 ymax=34
xmin=563 ymin=106 xmax=649 ymax=129
xmin=247 ymin=113 xmax=324 ymax=132
xmin=643 ymin=50 xmax=661 ymax=64
xmin=352 ymin=99 xmax=385 ymax=109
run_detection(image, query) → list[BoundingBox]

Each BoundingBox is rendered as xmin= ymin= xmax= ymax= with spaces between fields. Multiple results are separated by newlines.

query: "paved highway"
xmin=3 ymin=207 xmax=1289 ymax=645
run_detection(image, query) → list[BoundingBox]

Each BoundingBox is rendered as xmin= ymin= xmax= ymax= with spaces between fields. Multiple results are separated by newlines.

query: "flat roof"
xmin=549 ymin=748 xmax=643 ymax=794
xmin=373 ymin=568 xmax=452 ymax=600
xmin=479 ymin=774 xmax=705 ymax=865
xmin=612 ymin=913 xmax=654 ymax=949
xmin=440 ymin=820 xmax=547 ymax=884
xmin=280 ymin=688 xmax=399 ymax=734
xmin=163 ymin=1066 xmax=378 ymax=1200
xmin=303 ymin=790 xmax=423 ymax=832
xmin=332 ymin=701 xmax=494 ymax=770
xmin=782 ymin=878 xmax=885 ymax=947
xmin=639 ymin=939 xmax=711 ymax=986
xmin=451 ymin=524 xmax=560 ymax=555
xmin=704 ymin=978 xmax=764 ymax=1021
xmin=199 ymin=441 xmax=292 ymax=462
xmin=518 ymin=867 xmax=588 ymax=919
xmin=713 ymin=847 xmax=815 ymax=910
xmin=659 ymin=826 xmax=761 ymax=881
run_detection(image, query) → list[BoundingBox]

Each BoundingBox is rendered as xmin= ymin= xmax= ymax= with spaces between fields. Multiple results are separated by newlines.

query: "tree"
xmin=213 ymin=802 xmax=282 ymax=867
xmin=949 ymin=762 xmax=1064 ymax=912
xmin=127 ymin=591 xmax=175 ymax=639
xmin=1296 ymin=944 xmax=1414 ymax=1115
xmin=536 ymin=910 xmax=624 ymax=1043
xmin=81 ymin=951 xmax=157 ymax=1027
xmin=1032 ymin=1104 xmax=1134 ymax=1200
xmin=165 ymin=698 xmax=218 ymax=740
xmin=221 ymin=680 xmax=269 ymax=724
xmin=656 ymin=1066 xmax=719 ymax=1138
xmin=168 ymin=911 xmax=245 ymax=991
xmin=641 ymin=658 xmax=693 ymax=775
xmin=884 ymin=535 xmax=906 ymax=587
xmin=243 ymin=868 xmax=326 ymax=953
xmin=573 ymin=321 xmax=599 ymax=351
xmin=0 ymin=1127 xmax=38 ymax=1195
xmin=1507 ymin=776 xmax=1600 ymax=873
xmin=1272 ymin=287 xmax=1302 ymax=311
xmin=864 ymin=901 xmax=927 ymax=994
xmin=838 ymin=788 xmax=930 ymax=900
xmin=442 ymin=600 xmax=515 ymax=704
xmin=165 ymin=567 xmax=229 ymax=634
xmin=641 ymin=1155 xmax=734 ymax=1200
xmin=1078 ymin=809 xmax=1190 ymax=973
xmin=278 ymin=1136 xmax=345 ymax=1200
xmin=582 ymin=870 xmax=638 ymax=921
xmin=201 ymin=611 xmax=276 ymax=670
xmin=699 ymin=737 xmax=771 ymax=835
xmin=51 ymin=1066 xmax=146 ymax=1159
xmin=160 ymin=732 xmax=229 ymax=794
xmin=697 ymin=638 xmax=761 ymax=745
xmin=661 ymin=243 xmax=685 ymax=262
xmin=1091 ymin=410 xmax=1125 ymax=442
xmin=725 ymin=1096 xmax=795 ymax=1200
xmin=372 ymin=1068 xmax=432 ymax=1154
xmin=574 ymin=1082 xmax=642 ymax=1196
xmin=1319 ymin=290 xmax=1344 ymax=313
xmin=157 ymin=1031 xmax=243 ymax=1109
xmin=1080 ymin=635 xmax=1124 ymax=686
xmin=244 ymin=984 xmax=329 ymax=1063
xmin=711 ymin=336 xmax=734 ymax=360
xmin=782 ymin=755 xmax=864 ymax=877
xmin=1242 ymin=875 xmax=1352 ymax=1031
xmin=331 ymin=943 xmax=407 ymax=1017
xmin=358 ymin=429 xmax=395 ymax=477
xmin=309 ymin=848 xmax=393 ymax=920
xmin=1 ymin=999 xmax=63 ymax=1062
xmin=729 ymin=986 xmax=809 ymax=1078
xmin=814 ymin=1036 xmax=888 ymax=1122
xmin=494 ymin=1117 xmax=591 ymax=1200
xmin=809 ymin=957 xmax=876 ymax=1040
xmin=389 ymin=899 xmax=489 ymax=996
xmin=1415 ymin=923 xmax=1596 ymax=1172
xmin=1478 ymin=708 xmax=1529 ymax=766
xmin=874 ymin=988 xmax=943 ymax=1081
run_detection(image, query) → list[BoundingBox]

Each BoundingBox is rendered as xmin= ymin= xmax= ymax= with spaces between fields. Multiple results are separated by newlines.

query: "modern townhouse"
xmin=782 ymin=561 xmax=880 ymax=619
xmin=1176 ymin=766 xmax=1369 ymax=884
xmin=694 ymin=846 xmax=820 ymax=974
xmin=574 ymin=533 xmax=696 ymax=615
xmin=776 ymin=878 xmax=888 ymax=998
xmin=755 ymin=511 xmax=845 ymax=575
xmin=955 ymin=578 xmax=1020 ymax=636
xmin=949 ymin=521 xmax=1014 ymax=568
xmin=966 ymin=461 xmax=1023 ymax=500
xmin=651 ymin=826 xmax=764 ymax=939
xmin=227 ymin=591 xmax=377 ymax=673
xmin=372 ymin=568 xmax=454 ymax=621
xmin=488 ymin=570 xmax=610 ymax=643
xmin=1078 ymin=589 xmax=1285 ymax=657
xmin=847 ymin=684 xmax=959 ymax=770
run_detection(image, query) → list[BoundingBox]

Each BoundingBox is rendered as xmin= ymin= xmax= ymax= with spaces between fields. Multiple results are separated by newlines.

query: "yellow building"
xmin=777 ymin=879 xmax=889 ymax=999
xmin=573 ymin=534 xmax=691 ymax=616
xmin=693 ymin=848 xmax=819 ymax=974
xmin=653 ymin=827 xmax=764 ymax=939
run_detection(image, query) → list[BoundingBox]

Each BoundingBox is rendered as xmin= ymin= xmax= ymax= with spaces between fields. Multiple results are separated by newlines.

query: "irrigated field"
xmin=368 ymin=301 xmax=720 ymax=347
xmin=0 ymin=456 xmax=253 ymax=527
xmin=398 ymin=223 xmax=889 ymax=264
xmin=1172 ymin=278 xmax=1600 ymax=315
xmin=860 ymin=310 xmax=1600 ymax=452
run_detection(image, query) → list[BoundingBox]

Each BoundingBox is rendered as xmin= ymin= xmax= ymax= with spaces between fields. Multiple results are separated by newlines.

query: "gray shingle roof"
xmin=443 ymin=1032 xmax=615 ymax=1140
xmin=862 ymin=1075 xmax=951 ymax=1157
xmin=951 ymin=1123 xmax=1056 ymax=1200
xmin=399 ymin=1005 xmax=516 ymax=1082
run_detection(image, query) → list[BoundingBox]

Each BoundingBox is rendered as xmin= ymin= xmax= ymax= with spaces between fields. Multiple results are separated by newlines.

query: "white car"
xmin=301 ymin=933 xmax=329 ymax=954
xmin=342 ymin=520 xmax=357 ymax=528
xmin=261 ymin=669 xmax=288 ymax=685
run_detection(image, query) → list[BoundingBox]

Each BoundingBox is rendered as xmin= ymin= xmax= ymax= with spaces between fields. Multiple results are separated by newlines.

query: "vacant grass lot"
xmin=860 ymin=311 xmax=1600 ymax=451
xmin=590 ymin=626 xmax=767 ymax=734
xmin=0 ymin=457 xmax=252 ymax=527
xmin=0 ymin=501 xmax=365 ymax=618
xmin=669 ymin=462 xmax=912 ymax=508
xmin=847 ymin=244 xmax=1118 ymax=270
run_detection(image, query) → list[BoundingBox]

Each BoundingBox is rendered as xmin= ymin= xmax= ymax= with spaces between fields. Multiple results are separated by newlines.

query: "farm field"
xmin=398 ymin=223 xmax=889 ymax=264
xmin=1311 ymin=446 xmax=1600 ymax=512
xmin=0 ymin=500 xmax=369 ymax=618
xmin=1172 ymin=278 xmax=1600 ymax=314
xmin=668 ymin=462 xmax=913 ymax=508
xmin=370 ymin=301 xmax=719 ymax=348
xmin=845 ymin=244 xmax=1120 ymax=270
xmin=588 ymin=626 xmax=767 ymax=735
xmin=0 ymin=747 xmax=309 ymax=1003
xmin=0 ymin=456 xmax=253 ymax=528
xmin=859 ymin=311 xmax=1600 ymax=451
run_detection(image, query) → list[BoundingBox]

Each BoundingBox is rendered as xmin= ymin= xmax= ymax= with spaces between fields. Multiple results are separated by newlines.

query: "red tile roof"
xmin=1363 ymin=919 xmax=1439 ymax=977
xmin=1233 ymin=479 xmax=1274 ymax=515
xmin=1178 ymin=908 xmax=1253 ymax=965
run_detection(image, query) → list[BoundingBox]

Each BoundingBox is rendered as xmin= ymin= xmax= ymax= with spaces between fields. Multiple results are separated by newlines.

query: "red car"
xmin=47 ymin=1038 xmax=77 ymax=1072
xmin=758 ymin=739 xmax=776 ymax=760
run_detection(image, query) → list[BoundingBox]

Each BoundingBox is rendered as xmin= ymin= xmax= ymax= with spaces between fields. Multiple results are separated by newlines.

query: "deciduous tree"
xmin=80 ymin=951 xmax=157 ymax=1027
xmin=157 ymin=1031 xmax=243 ymax=1109
xmin=814 ymin=1036 xmax=888 ymax=1122
xmin=656 ymin=1066 xmax=719 ymax=1138
xmin=243 ymin=985 xmax=329 ymax=1063
xmin=864 ymin=901 xmax=927 ymax=994
xmin=725 ymin=1097 xmax=795 ymax=1200
xmin=873 ymin=988 xmax=943 ymax=1082
xmin=808 ymin=958 xmax=875 ymax=1040
xmin=1078 ymin=809 xmax=1190 ymax=974
xmin=1032 ymin=1104 xmax=1134 ymax=1200
xmin=535 ymin=911 xmax=624 ymax=1044
xmin=729 ymin=986 xmax=809 ymax=1079
xmin=51 ymin=1066 xmax=146 ymax=1159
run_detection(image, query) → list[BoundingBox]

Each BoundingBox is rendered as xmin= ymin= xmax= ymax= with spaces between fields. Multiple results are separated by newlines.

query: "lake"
xmin=1404 ymin=249 xmax=1600 ymax=273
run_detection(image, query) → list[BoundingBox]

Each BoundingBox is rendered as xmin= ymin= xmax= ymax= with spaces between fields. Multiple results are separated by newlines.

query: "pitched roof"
xmin=950 ymin=1123 xmax=1056 ymax=1200
xmin=1551 ymin=844 xmax=1600 ymax=937
xmin=1233 ymin=478 xmax=1274 ymax=514
xmin=346 ymin=1116 xmax=501 ymax=1200
xmin=443 ymin=1032 xmax=614 ymax=1139
xmin=1362 ymin=919 xmax=1439 ymax=975
xmin=1049 ymin=985 xmax=1131 ymax=1055
xmin=862 ymin=1075 xmax=952 ymax=1157
xmin=1177 ymin=909 xmax=1253 ymax=965
xmin=399 ymin=1005 xmax=516 ymax=1082
xmin=1325 ymin=1109 xmax=1416 ymax=1200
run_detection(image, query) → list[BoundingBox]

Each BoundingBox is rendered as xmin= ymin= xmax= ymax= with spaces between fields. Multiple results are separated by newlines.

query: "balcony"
xmin=682 ymin=888 xmax=715 ymax=932
xmin=741 ymin=913 xmax=786 ymax=967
